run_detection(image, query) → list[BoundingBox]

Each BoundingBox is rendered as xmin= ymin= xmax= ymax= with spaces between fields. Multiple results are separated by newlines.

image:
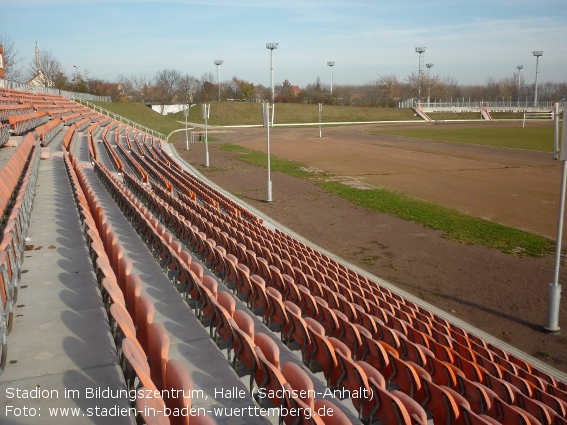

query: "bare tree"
xmin=0 ymin=33 xmax=24 ymax=81
xmin=118 ymin=74 xmax=153 ymax=102
xmin=377 ymin=74 xmax=402 ymax=106
xmin=154 ymin=69 xmax=182 ymax=102
xmin=26 ymin=50 xmax=68 ymax=89
xmin=199 ymin=72 xmax=216 ymax=102
xmin=178 ymin=74 xmax=200 ymax=104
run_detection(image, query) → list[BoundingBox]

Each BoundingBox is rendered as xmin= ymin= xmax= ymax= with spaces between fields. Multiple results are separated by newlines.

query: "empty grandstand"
xmin=1 ymin=85 xmax=567 ymax=425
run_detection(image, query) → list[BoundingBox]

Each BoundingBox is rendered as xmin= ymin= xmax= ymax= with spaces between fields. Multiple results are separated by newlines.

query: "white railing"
xmin=399 ymin=98 xmax=562 ymax=109
xmin=75 ymin=99 xmax=166 ymax=140
xmin=0 ymin=78 xmax=164 ymax=140
xmin=0 ymin=78 xmax=111 ymax=102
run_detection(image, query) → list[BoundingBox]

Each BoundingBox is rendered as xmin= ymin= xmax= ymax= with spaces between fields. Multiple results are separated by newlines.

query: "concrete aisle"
xmin=0 ymin=149 xmax=134 ymax=425
xmin=80 ymin=142 xmax=271 ymax=425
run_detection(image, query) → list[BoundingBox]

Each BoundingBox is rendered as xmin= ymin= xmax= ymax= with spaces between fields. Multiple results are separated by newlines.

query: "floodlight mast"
xmin=544 ymin=110 xmax=567 ymax=334
xmin=262 ymin=103 xmax=275 ymax=202
xmin=214 ymin=60 xmax=224 ymax=102
xmin=327 ymin=61 xmax=335 ymax=97
xmin=532 ymin=51 xmax=543 ymax=107
xmin=425 ymin=63 xmax=433 ymax=106
xmin=202 ymin=104 xmax=210 ymax=167
xmin=415 ymin=47 xmax=426 ymax=104
xmin=516 ymin=65 xmax=523 ymax=104
xmin=266 ymin=43 xmax=278 ymax=102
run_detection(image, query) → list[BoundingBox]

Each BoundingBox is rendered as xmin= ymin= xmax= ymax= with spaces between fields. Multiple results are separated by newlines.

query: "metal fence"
xmin=398 ymin=98 xmax=562 ymax=109
xmin=0 ymin=78 xmax=111 ymax=102
xmin=76 ymin=99 xmax=166 ymax=140
xmin=0 ymin=78 xmax=165 ymax=139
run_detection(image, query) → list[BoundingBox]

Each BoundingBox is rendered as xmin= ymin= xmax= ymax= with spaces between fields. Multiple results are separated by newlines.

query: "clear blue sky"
xmin=2 ymin=0 xmax=566 ymax=87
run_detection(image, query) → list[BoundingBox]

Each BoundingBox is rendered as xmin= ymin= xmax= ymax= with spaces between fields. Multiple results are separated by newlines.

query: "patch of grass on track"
xmin=371 ymin=125 xmax=555 ymax=152
xmin=318 ymin=181 xmax=553 ymax=257
xmin=220 ymin=143 xmax=554 ymax=257
xmin=219 ymin=144 xmax=315 ymax=179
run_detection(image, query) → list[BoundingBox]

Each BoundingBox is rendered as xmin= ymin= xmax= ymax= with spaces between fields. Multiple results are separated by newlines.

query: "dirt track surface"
xmin=172 ymin=122 xmax=567 ymax=374
xmin=218 ymin=122 xmax=561 ymax=240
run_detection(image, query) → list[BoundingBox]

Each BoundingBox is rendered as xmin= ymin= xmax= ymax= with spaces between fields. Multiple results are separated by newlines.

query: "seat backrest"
xmin=254 ymin=345 xmax=287 ymax=407
xmin=233 ymin=310 xmax=254 ymax=339
xmin=148 ymin=322 xmax=170 ymax=392
xmin=136 ymin=295 xmax=155 ymax=353
xmin=217 ymin=291 xmax=236 ymax=316
xmin=391 ymin=390 xmax=428 ymax=425
xmin=202 ymin=275 xmax=218 ymax=298
xmin=136 ymin=385 xmax=168 ymax=425
xmin=254 ymin=333 xmax=280 ymax=369
xmin=126 ymin=273 xmax=142 ymax=320
xmin=281 ymin=362 xmax=315 ymax=408
xmin=164 ymin=359 xmax=193 ymax=425
xmin=368 ymin=376 xmax=412 ymax=425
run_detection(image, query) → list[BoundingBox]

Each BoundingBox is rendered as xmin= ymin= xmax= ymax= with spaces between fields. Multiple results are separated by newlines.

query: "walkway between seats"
xmin=0 ymin=147 xmax=134 ymax=425
xmin=78 ymin=133 xmax=272 ymax=425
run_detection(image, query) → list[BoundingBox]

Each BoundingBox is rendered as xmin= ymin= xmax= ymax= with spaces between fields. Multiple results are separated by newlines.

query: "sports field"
xmin=371 ymin=124 xmax=556 ymax=151
xmin=212 ymin=121 xmax=560 ymax=243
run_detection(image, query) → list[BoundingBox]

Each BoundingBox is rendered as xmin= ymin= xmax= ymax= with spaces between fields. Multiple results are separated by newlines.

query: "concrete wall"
xmin=149 ymin=104 xmax=186 ymax=115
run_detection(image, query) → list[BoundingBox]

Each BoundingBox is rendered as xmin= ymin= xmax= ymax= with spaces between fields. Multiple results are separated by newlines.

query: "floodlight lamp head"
xmin=266 ymin=43 xmax=278 ymax=50
xmin=415 ymin=47 xmax=426 ymax=53
xmin=517 ymin=65 xmax=523 ymax=70
xmin=327 ymin=61 xmax=335 ymax=67
xmin=214 ymin=60 xmax=224 ymax=66
xmin=426 ymin=63 xmax=433 ymax=69
xmin=532 ymin=51 xmax=543 ymax=57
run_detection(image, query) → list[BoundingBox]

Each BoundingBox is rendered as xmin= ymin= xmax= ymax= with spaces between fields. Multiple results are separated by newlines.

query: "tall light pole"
xmin=425 ymin=63 xmax=433 ymax=106
xmin=262 ymin=103 xmax=275 ymax=202
xmin=516 ymin=65 xmax=523 ymax=105
xmin=214 ymin=60 xmax=223 ymax=101
xmin=184 ymin=104 xmax=189 ymax=151
xmin=533 ymin=51 xmax=543 ymax=107
xmin=544 ymin=108 xmax=567 ymax=334
xmin=202 ymin=104 xmax=210 ymax=167
xmin=266 ymin=43 xmax=278 ymax=102
xmin=327 ymin=61 xmax=335 ymax=98
xmin=415 ymin=47 xmax=426 ymax=104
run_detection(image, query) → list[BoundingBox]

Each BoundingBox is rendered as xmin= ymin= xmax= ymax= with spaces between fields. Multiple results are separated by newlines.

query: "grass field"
xmin=169 ymin=102 xmax=421 ymax=126
xmin=371 ymin=125 xmax=556 ymax=151
xmin=427 ymin=112 xmax=482 ymax=120
xmin=88 ymin=100 xmax=538 ymax=139
xmin=89 ymin=101 xmax=422 ymax=134
xmin=490 ymin=112 xmax=526 ymax=119
xmin=219 ymin=143 xmax=554 ymax=257
xmin=91 ymin=101 xmax=184 ymax=136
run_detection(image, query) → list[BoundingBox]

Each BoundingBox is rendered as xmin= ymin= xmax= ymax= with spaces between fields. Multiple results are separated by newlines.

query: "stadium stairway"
xmin=0 ymin=144 xmax=134 ymax=424
xmin=74 ymin=136 xmax=276 ymax=424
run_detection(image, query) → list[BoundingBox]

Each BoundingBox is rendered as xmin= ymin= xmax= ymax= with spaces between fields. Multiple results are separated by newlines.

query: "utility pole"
xmin=426 ymin=63 xmax=434 ymax=106
xmin=262 ymin=103 xmax=275 ymax=201
xmin=415 ymin=47 xmax=426 ymax=104
xmin=266 ymin=43 xmax=278 ymax=102
xmin=327 ymin=61 xmax=335 ymax=98
xmin=516 ymin=65 xmax=523 ymax=104
xmin=202 ymin=104 xmax=210 ymax=167
xmin=214 ymin=60 xmax=223 ymax=101
xmin=532 ymin=51 xmax=543 ymax=107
